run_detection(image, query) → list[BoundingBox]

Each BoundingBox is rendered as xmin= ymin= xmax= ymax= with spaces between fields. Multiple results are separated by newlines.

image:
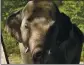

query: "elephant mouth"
xmin=32 ymin=48 xmax=43 ymax=63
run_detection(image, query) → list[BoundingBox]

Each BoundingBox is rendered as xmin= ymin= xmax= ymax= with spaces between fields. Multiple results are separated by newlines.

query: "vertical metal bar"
xmin=1 ymin=33 xmax=10 ymax=64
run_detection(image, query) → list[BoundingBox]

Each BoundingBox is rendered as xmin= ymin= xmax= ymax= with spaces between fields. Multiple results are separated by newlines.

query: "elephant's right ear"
xmin=5 ymin=10 xmax=22 ymax=42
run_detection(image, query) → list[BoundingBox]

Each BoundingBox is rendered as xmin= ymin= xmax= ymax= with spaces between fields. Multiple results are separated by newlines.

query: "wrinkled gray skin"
xmin=5 ymin=0 xmax=57 ymax=64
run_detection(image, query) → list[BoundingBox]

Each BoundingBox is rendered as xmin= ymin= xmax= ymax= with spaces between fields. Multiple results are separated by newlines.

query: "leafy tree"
xmin=59 ymin=1 xmax=84 ymax=24
xmin=2 ymin=0 xmax=28 ymax=23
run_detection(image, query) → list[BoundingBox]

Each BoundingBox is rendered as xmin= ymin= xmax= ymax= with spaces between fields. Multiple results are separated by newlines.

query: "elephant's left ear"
xmin=5 ymin=10 xmax=22 ymax=42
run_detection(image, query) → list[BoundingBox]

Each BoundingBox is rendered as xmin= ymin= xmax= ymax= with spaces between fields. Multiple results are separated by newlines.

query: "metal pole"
xmin=1 ymin=33 xmax=10 ymax=64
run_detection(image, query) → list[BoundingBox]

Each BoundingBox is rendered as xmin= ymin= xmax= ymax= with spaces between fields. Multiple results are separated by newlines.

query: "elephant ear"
xmin=5 ymin=10 xmax=22 ymax=42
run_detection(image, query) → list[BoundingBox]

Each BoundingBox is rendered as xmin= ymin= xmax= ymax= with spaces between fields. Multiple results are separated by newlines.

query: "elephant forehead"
xmin=32 ymin=18 xmax=55 ymax=27
xmin=22 ymin=1 xmax=55 ymax=19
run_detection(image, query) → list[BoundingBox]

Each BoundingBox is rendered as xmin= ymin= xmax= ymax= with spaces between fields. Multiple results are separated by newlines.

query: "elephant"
xmin=5 ymin=0 xmax=84 ymax=64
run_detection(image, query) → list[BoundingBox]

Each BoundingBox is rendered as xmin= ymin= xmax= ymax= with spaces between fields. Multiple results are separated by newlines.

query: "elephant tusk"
xmin=25 ymin=47 xmax=29 ymax=53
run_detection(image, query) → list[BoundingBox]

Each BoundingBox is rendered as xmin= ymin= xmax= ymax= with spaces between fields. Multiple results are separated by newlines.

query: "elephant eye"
xmin=27 ymin=17 xmax=33 ymax=22
xmin=25 ymin=24 xmax=28 ymax=29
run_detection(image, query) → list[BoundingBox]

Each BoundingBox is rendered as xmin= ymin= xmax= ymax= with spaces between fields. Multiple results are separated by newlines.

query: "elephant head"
xmin=5 ymin=0 xmax=60 ymax=63
xmin=5 ymin=0 xmax=84 ymax=64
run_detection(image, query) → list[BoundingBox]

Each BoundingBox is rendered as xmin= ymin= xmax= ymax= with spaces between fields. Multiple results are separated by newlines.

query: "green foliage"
xmin=78 ymin=24 xmax=84 ymax=33
xmin=2 ymin=0 xmax=27 ymax=22
xmin=2 ymin=28 xmax=20 ymax=56
xmin=59 ymin=1 xmax=84 ymax=25
xmin=81 ymin=45 xmax=84 ymax=62
xmin=8 ymin=54 xmax=21 ymax=64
